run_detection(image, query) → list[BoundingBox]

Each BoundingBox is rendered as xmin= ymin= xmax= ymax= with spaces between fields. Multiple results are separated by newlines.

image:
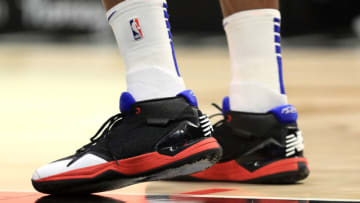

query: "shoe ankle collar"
xmin=269 ymin=105 xmax=298 ymax=124
xmin=177 ymin=90 xmax=198 ymax=107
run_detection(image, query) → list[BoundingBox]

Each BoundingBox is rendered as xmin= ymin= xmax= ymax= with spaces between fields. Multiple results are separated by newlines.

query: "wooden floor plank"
xmin=0 ymin=45 xmax=359 ymax=200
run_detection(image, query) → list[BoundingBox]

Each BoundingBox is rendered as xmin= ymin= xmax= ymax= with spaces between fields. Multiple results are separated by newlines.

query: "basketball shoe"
xmin=31 ymin=90 xmax=222 ymax=194
xmin=187 ymin=97 xmax=309 ymax=183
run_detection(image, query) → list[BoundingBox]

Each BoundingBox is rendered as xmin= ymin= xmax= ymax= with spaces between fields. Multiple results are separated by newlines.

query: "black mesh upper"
xmin=67 ymin=96 xmax=208 ymax=162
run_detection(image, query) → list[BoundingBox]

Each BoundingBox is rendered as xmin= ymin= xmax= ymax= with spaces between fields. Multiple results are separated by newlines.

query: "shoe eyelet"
xmin=226 ymin=115 xmax=232 ymax=122
xmin=136 ymin=107 xmax=141 ymax=114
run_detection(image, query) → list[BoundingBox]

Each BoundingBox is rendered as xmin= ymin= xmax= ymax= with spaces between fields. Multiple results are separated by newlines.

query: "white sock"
xmin=224 ymin=9 xmax=288 ymax=113
xmin=107 ymin=0 xmax=185 ymax=101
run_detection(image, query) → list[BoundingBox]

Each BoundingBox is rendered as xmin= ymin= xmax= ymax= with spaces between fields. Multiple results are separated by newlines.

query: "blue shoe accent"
xmin=177 ymin=90 xmax=198 ymax=107
xmin=222 ymin=96 xmax=230 ymax=115
xmin=120 ymin=92 xmax=136 ymax=113
xmin=269 ymin=105 xmax=298 ymax=124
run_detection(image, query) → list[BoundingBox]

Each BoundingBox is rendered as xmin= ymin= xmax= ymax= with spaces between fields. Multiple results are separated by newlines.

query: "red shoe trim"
xmin=36 ymin=138 xmax=220 ymax=182
xmin=191 ymin=157 xmax=308 ymax=181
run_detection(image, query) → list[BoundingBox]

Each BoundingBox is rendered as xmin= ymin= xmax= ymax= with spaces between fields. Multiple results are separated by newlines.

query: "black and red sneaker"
xmin=187 ymin=97 xmax=309 ymax=183
xmin=31 ymin=90 xmax=222 ymax=194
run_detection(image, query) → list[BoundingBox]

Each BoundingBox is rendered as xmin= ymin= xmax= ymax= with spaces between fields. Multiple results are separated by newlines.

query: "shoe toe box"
xmin=32 ymin=153 xmax=107 ymax=181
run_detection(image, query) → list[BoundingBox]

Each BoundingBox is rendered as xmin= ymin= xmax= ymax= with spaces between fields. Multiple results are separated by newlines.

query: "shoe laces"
xmin=67 ymin=113 xmax=124 ymax=167
xmin=209 ymin=103 xmax=227 ymax=128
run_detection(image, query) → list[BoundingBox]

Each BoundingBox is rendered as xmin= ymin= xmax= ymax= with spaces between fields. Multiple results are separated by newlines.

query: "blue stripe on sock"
xmin=275 ymin=45 xmax=281 ymax=54
xmin=107 ymin=11 xmax=116 ymax=21
xmin=170 ymin=41 xmax=180 ymax=76
xmin=165 ymin=20 xmax=171 ymax=29
xmin=168 ymin=31 xmax=173 ymax=40
xmin=164 ymin=10 xmax=169 ymax=19
xmin=275 ymin=35 xmax=281 ymax=43
xmin=277 ymin=56 xmax=285 ymax=94
xmin=162 ymin=2 xmax=168 ymax=8
xmin=274 ymin=25 xmax=280 ymax=33
xmin=163 ymin=7 xmax=180 ymax=77
xmin=274 ymin=19 xmax=285 ymax=94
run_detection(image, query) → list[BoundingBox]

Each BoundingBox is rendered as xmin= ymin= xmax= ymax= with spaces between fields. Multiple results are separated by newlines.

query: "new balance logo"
xmin=285 ymin=130 xmax=304 ymax=157
xmin=130 ymin=18 xmax=143 ymax=41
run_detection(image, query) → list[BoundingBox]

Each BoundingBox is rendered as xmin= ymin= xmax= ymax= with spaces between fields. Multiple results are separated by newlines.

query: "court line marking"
xmin=180 ymin=188 xmax=236 ymax=195
xmin=169 ymin=194 xmax=360 ymax=202
xmin=1 ymin=190 xmax=360 ymax=202
xmin=108 ymin=192 xmax=360 ymax=202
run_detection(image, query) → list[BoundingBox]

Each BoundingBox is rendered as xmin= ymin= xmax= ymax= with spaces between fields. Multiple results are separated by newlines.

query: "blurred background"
xmin=1 ymin=0 xmax=360 ymax=199
xmin=1 ymin=0 xmax=360 ymax=44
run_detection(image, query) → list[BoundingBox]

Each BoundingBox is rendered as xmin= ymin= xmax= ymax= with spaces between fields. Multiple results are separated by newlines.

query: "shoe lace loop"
xmin=67 ymin=113 xmax=124 ymax=167
xmin=209 ymin=103 xmax=226 ymax=128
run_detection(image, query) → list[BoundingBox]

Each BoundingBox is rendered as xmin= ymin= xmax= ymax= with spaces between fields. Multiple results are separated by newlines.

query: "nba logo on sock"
xmin=130 ymin=18 xmax=143 ymax=41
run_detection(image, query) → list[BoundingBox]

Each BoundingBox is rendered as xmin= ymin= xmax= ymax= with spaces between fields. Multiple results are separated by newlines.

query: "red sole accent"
xmin=36 ymin=138 xmax=220 ymax=182
xmin=190 ymin=157 xmax=309 ymax=181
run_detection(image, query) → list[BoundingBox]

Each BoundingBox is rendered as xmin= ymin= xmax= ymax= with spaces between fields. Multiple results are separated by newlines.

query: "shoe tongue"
xmin=222 ymin=96 xmax=230 ymax=115
xmin=120 ymin=92 xmax=136 ymax=113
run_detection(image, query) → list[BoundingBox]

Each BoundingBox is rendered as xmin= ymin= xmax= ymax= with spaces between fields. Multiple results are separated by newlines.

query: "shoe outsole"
xmin=175 ymin=160 xmax=309 ymax=184
xmin=32 ymin=148 xmax=222 ymax=194
xmin=244 ymin=162 xmax=310 ymax=184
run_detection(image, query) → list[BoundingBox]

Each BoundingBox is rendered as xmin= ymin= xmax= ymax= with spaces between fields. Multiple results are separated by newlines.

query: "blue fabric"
xmin=177 ymin=90 xmax=198 ymax=107
xmin=166 ymin=20 xmax=171 ymax=29
xmin=275 ymin=45 xmax=281 ymax=54
xmin=274 ymin=25 xmax=280 ymax=33
xmin=164 ymin=10 xmax=169 ymax=19
xmin=274 ymin=19 xmax=285 ymax=94
xmin=277 ymin=56 xmax=285 ymax=94
xmin=120 ymin=92 xmax=136 ymax=113
xmin=270 ymin=105 xmax=298 ymax=123
xmin=275 ymin=35 xmax=281 ymax=43
xmin=170 ymin=41 xmax=180 ymax=76
xmin=222 ymin=96 xmax=230 ymax=115
xmin=273 ymin=17 xmax=280 ymax=23
xmin=107 ymin=11 xmax=116 ymax=21
xmin=163 ymin=8 xmax=180 ymax=77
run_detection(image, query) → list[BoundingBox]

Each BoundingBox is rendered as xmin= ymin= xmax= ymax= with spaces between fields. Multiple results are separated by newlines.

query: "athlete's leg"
xmin=186 ymin=0 xmax=309 ymax=183
xmin=222 ymin=0 xmax=286 ymax=113
xmin=102 ymin=0 xmax=124 ymax=11
xmin=220 ymin=0 xmax=278 ymax=17
xmin=31 ymin=0 xmax=222 ymax=194
xmin=105 ymin=0 xmax=185 ymax=101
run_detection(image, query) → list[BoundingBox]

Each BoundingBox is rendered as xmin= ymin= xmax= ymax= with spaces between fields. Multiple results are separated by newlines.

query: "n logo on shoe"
xmin=286 ymin=130 xmax=304 ymax=157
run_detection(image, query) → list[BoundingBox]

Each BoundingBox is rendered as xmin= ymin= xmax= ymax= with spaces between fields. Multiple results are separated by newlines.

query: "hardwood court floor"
xmin=0 ymin=43 xmax=359 ymax=201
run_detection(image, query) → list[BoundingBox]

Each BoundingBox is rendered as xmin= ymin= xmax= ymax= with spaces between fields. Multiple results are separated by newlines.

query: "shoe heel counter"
xmin=223 ymin=106 xmax=305 ymax=161
xmin=269 ymin=105 xmax=305 ymax=157
xmin=270 ymin=105 xmax=298 ymax=124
